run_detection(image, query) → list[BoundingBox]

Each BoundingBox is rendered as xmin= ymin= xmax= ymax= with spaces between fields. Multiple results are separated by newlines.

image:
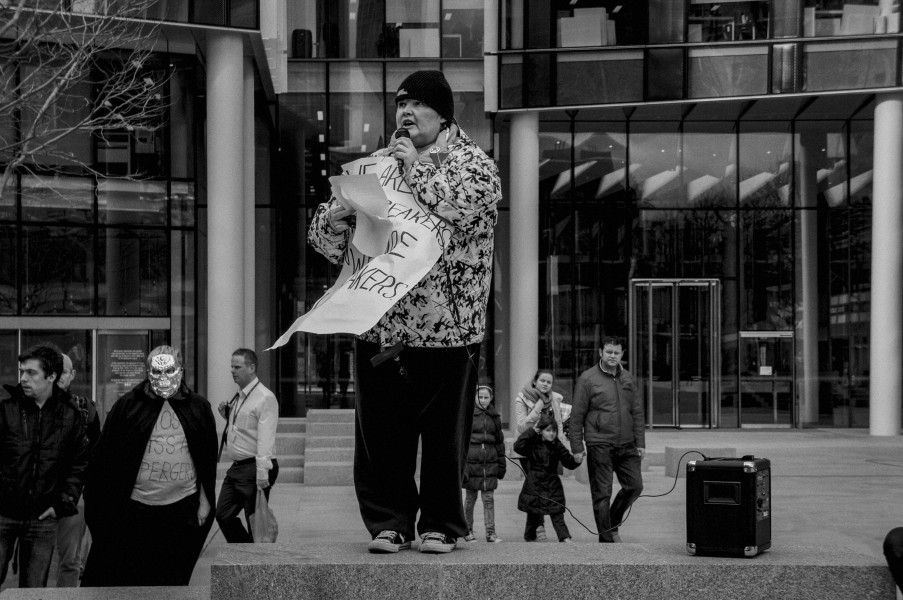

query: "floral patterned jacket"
xmin=308 ymin=128 xmax=501 ymax=348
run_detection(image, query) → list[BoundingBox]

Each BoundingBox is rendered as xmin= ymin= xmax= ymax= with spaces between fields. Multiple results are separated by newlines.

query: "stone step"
xmin=305 ymin=435 xmax=355 ymax=449
xmin=276 ymin=433 xmax=306 ymax=456
xmin=0 ymin=586 xmax=210 ymax=600
xmin=276 ymin=466 xmax=304 ymax=483
xmin=303 ymin=461 xmax=353 ymax=486
xmin=277 ymin=418 xmax=307 ymax=433
xmin=306 ymin=421 xmax=354 ymax=437
xmin=306 ymin=408 xmax=355 ymax=423
xmin=211 ymin=543 xmax=894 ymax=600
xmin=305 ymin=446 xmax=353 ymax=463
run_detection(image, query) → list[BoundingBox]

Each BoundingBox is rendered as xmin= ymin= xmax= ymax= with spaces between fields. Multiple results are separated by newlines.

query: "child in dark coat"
xmin=514 ymin=414 xmax=580 ymax=542
xmin=462 ymin=385 xmax=506 ymax=542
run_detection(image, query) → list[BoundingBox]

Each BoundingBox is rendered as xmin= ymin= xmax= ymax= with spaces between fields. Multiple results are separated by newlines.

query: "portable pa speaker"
xmin=686 ymin=456 xmax=771 ymax=557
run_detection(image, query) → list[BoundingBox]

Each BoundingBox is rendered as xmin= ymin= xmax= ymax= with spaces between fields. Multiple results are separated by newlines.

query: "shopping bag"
xmin=251 ymin=489 xmax=278 ymax=543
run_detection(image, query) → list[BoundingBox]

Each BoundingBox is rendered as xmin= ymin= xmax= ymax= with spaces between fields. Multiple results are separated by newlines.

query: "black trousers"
xmin=216 ymin=458 xmax=279 ymax=543
xmin=354 ymin=340 xmax=479 ymax=541
xmin=82 ymin=493 xmax=205 ymax=587
xmin=586 ymin=443 xmax=644 ymax=542
xmin=525 ymin=512 xmax=570 ymax=541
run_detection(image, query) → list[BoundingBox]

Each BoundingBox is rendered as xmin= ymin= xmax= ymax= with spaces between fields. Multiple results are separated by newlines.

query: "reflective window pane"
xmin=0 ymin=61 xmax=13 ymax=166
xmin=442 ymin=0 xmax=484 ymax=58
xmin=171 ymin=181 xmax=196 ymax=227
xmin=322 ymin=0 xmax=386 ymax=58
xmin=795 ymin=122 xmax=847 ymax=208
xmin=803 ymin=0 xmax=888 ymax=37
xmin=629 ymin=124 xmax=682 ymax=208
xmin=500 ymin=55 xmax=524 ymax=108
xmin=649 ymin=0 xmax=685 ymax=43
xmin=279 ymin=89 xmax=330 ymax=202
xmin=171 ymin=230 xmax=196 ymax=382
xmin=388 ymin=0 xmax=440 ymax=58
xmin=634 ymin=210 xmax=734 ymax=278
xmin=689 ymin=47 xmax=768 ymax=98
xmin=22 ymin=226 xmax=94 ymax=315
xmin=849 ymin=121 xmax=873 ymax=207
xmin=231 ymin=0 xmax=258 ymax=28
xmin=683 ymin=123 xmax=737 ymax=209
xmin=21 ymin=175 xmax=93 ymax=224
xmin=98 ymin=180 xmax=167 ymax=226
xmin=19 ymin=66 xmax=91 ymax=170
xmin=0 ymin=226 xmax=16 ymax=314
xmin=169 ymin=68 xmax=196 ymax=179
xmin=557 ymin=1 xmax=649 ymax=46
xmin=502 ymin=0 xmax=525 ymax=49
xmin=804 ymin=40 xmax=897 ymax=92
xmin=99 ymin=228 xmax=168 ymax=316
xmin=740 ymin=210 xmax=793 ymax=330
xmin=738 ymin=126 xmax=792 ymax=207
xmin=688 ymin=1 xmax=769 ymax=42
xmin=443 ymin=63 xmax=490 ymax=151
xmin=0 ymin=174 xmax=15 ymax=221
xmin=647 ymin=48 xmax=684 ymax=102
xmin=329 ymin=63 xmax=385 ymax=165
xmin=557 ymin=51 xmax=644 ymax=106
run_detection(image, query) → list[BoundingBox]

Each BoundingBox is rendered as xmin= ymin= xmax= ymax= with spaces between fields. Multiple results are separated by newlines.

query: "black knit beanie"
xmin=395 ymin=70 xmax=455 ymax=123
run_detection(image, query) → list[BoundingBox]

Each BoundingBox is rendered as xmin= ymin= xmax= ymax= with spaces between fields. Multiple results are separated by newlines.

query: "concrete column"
xmin=508 ymin=112 xmax=539 ymax=423
xmin=243 ymin=55 xmax=256 ymax=348
xmin=870 ymin=92 xmax=903 ymax=436
xmin=797 ymin=132 xmax=820 ymax=426
xmin=206 ymin=31 xmax=245 ymax=416
xmin=483 ymin=0 xmax=499 ymax=113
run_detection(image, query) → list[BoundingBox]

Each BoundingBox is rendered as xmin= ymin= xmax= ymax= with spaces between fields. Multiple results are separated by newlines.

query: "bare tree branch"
xmin=0 ymin=0 xmax=170 ymax=201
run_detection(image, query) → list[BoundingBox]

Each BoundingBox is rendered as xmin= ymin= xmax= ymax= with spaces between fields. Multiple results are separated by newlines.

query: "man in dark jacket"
xmin=570 ymin=336 xmax=645 ymax=543
xmin=0 ymin=345 xmax=88 ymax=587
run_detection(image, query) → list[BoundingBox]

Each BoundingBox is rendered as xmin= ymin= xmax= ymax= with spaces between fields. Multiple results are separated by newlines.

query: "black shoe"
xmin=368 ymin=530 xmax=411 ymax=553
xmin=419 ymin=531 xmax=456 ymax=553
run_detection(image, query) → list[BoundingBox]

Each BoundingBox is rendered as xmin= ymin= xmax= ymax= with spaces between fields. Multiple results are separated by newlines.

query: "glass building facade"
xmin=3 ymin=0 xmax=899 ymax=431
xmin=274 ymin=0 xmax=891 ymax=428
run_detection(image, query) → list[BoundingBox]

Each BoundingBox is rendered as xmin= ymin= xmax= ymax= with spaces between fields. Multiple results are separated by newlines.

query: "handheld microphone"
xmin=394 ymin=128 xmax=409 ymax=174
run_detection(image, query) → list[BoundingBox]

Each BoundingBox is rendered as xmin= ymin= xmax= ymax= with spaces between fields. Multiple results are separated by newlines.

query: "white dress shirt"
xmin=225 ymin=377 xmax=279 ymax=481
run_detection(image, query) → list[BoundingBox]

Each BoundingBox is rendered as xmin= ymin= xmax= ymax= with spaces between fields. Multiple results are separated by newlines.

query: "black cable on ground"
xmin=504 ymin=449 xmax=708 ymax=536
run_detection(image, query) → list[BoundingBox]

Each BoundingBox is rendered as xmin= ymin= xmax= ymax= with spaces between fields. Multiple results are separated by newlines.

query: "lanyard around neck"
xmin=231 ymin=380 xmax=261 ymax=427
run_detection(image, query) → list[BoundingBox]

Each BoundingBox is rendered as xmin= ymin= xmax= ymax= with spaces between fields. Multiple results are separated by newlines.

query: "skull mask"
xmin=148 ymin=353 xmax=183 ymax=399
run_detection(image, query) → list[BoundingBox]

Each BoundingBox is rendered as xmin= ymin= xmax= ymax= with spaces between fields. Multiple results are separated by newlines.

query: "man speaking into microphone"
xmin=308 ymin=70 xmax=502 ymax=554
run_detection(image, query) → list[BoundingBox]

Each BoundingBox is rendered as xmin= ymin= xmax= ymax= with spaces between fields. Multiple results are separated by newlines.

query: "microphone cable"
xmin=504 ymin=449 xmax=709 ymax=536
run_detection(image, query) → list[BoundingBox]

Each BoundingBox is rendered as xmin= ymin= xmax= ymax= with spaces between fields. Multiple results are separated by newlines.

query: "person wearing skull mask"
xmin=81 ymin=345 xmax=217 ymax=587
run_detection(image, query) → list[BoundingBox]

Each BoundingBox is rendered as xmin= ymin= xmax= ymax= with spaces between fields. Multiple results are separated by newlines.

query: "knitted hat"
xmin=395 ymin=70 xmax=455 ymax=122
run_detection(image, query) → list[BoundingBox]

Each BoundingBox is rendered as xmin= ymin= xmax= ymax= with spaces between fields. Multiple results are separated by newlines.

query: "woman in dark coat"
xmin=514 ymin=414 xmax=580 ymax=542
xmin=82 ymin=346 xmax=217 ymax=586
xmin=462 ymin=385 xmax=506 ymax=542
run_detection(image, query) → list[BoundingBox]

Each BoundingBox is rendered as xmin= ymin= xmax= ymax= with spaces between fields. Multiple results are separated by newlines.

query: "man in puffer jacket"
xmin=462 ymin=385 xmax=506 ymax=542
xmin=570 ymin=336 xmax=644 ymax=543
xmin=0 ymin=345 xmax=88 ymax=587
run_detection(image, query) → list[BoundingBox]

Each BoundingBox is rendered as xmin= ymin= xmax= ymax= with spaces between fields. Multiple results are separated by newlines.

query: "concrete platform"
xmin=0 ymin=587 xmax=209 ymax=599
xmin=210 ymin=542 xmax=893 ymax=600
xmin=0 ymin=428 xmax=900 ymax=598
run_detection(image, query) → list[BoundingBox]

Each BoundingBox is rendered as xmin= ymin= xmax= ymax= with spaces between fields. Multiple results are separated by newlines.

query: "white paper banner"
xmin=269 ymin=157 xmax=451 ymax=349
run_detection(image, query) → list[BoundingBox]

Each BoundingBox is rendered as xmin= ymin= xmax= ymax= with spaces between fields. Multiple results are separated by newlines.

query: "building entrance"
xmin=629 ymin=279 xmax=720 ymax=428
xmin=738 ymin=331 xmax=793 ymax=427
